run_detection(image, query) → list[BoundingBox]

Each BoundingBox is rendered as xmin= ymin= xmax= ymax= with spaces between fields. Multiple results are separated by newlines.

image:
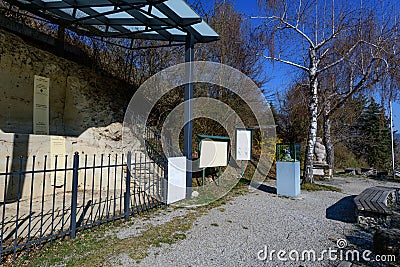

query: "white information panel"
xmin=199 ymin=140 xmax=229 ymax=168
xmin=236 ymin=129 xmax=252 ymax=160
xmin=167 ymin=157 xmax=186 ymax=204
xmin=50 ymin=136 xmax=66 ymax=186
xmin=33 ymin=75 xmax=50 ymax=135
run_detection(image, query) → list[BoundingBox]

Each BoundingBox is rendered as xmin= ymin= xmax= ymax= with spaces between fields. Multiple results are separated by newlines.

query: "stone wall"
xmin=0 ymin=28 xmax=145 ymax=202
xmin=0 ymin=28 xmax=132 ymax=136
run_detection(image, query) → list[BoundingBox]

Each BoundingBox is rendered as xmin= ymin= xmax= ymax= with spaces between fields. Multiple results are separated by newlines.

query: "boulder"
xmin=191 ymin=190 xmax=199 ymax=198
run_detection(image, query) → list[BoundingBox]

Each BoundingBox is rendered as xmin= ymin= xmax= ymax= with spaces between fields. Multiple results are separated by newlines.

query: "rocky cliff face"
xmin=0 ymin=122 xmax=141 ymax=157
xmin=0 ymin=28 xmax=132 ymax=136
xmin=0 ymin=29 xmax=141 ymax=158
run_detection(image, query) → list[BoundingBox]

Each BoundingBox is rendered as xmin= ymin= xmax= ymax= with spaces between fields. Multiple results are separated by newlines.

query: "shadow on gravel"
xmin=345 ymin=229 xmax=375 ymax=267
xmin=256 ymin=184 xmax=277 ymax=194
xmin=326 ymin=195 xmax=357 ymax=223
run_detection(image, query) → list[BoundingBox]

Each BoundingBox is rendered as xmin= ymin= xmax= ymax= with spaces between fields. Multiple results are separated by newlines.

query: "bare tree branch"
xmin=258 ymin=53 xmax=309 ymax=71
xmin=317 ymin=40 xmax=362 ymax=73
xmin=251 ymin=15 xmax=315 ymax=47
xmin=326 ymin=57 xmax=387 ymax=117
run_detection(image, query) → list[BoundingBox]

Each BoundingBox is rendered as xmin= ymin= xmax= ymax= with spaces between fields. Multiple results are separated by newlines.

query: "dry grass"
xmin=12 ymin=178 xmax=253 ymax=267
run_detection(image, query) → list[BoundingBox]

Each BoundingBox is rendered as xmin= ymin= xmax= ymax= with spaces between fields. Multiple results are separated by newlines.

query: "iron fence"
xmin=142 ymin=119 xmax=181 ymax=164
xmin=0 ymin=151 xmax=167 ymax=263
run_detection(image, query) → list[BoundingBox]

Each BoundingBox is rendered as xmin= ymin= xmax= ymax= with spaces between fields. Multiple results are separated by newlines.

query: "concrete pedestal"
xmin=276 ymin=161 xmax=300 ymax=197
xmin=313 ymin=162 xmax=332 ymax=179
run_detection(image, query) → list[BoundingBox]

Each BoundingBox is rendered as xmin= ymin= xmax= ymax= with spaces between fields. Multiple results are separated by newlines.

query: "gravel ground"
xmin=109 ymin=177 xmax=400 ymax=267
xmin=107 ymin=208 xmax=195 ymax=240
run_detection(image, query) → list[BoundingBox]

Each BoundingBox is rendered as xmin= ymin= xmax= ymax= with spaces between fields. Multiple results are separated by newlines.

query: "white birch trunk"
xmin=303 ymin=48 xmax=319 ymax=184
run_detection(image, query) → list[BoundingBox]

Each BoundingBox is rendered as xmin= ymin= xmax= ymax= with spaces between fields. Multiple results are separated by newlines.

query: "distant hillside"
xmin=395 ymin=133 xmax=400 ymax=142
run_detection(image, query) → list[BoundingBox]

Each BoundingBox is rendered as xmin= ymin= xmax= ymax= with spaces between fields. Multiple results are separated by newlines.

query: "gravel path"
xmin=110 ymin=177 xmax=399 ymax=267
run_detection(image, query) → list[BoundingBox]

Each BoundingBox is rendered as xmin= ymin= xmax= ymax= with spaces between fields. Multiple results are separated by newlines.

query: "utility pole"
xmin=390 ymin=98 xmax=395 ymax=179
xmin=391 ymin=14 xmax=398 ymax=179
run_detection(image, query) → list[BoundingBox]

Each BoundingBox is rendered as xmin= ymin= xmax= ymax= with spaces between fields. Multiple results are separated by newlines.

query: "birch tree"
xmin=319 ymin=3 xmax=399 ymax=172
xmin=256 ymin=0 xmax=390 ymax=183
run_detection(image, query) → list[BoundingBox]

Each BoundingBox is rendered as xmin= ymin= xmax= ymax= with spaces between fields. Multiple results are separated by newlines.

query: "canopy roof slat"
xmin=5 ymin=0 xmax=219 ymax=43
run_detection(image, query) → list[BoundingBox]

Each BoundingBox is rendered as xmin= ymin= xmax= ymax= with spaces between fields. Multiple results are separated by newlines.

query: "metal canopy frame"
xmin=4 ymin=0 xmax=220 ymax=43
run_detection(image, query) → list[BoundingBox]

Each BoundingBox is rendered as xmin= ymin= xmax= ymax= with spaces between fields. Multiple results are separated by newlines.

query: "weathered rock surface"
xmin=0 ymin=28 xmax=132 ymax=136
xmin=0 ymin=122 xmax=141 ymax=160
xmin=0 ymin=28 xmax=144 ymax=161
xmin=0 ymin=122 xmax=142 ymax=201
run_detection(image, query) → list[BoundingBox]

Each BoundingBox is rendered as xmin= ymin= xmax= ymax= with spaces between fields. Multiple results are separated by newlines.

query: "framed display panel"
xmin=236 ymin=128 xmax=253 ymax=161
xmin=198 ymin=135 xmax=230 ymax=168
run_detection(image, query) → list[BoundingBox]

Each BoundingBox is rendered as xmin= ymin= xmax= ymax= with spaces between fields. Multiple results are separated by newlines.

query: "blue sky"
xmin=229 ymin=0 xmax=400 ymax=132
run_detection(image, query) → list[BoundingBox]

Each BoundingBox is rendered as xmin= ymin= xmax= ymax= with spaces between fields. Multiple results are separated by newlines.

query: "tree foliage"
xmin=276 ymin=79 xmax=309 ymax=144
xmin=349 ymin=99 xmax=392 ymax=169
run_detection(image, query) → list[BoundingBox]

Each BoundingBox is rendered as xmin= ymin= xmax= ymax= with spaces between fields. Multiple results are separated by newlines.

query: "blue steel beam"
xmin=184 ymin=33 xmax=194 ymax=199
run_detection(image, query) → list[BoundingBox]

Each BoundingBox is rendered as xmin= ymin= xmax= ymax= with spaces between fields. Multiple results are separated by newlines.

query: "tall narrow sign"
xmin=33 ymin=75 xmax=50 ymax=135
xmin=236 ymin=128 xmax=253 ymax=161
xmin=50 ymin=136 xmax=66 ymax=186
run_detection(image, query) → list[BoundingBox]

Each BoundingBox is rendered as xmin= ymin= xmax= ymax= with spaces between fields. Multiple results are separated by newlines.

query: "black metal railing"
xmin=0 ymin=151 xmax=167 ymax=263
xmin=144 ymin=123 xmax=181 ymax=164
xmin=145 ymin=125 xmax=168 ymax=165
xmin=131 ymin=113 xmax=180 ymax=165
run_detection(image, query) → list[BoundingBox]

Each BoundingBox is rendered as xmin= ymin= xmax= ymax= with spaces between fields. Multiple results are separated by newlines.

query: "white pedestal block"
xmin=276 ymin=161 xmax=301 ymax=197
